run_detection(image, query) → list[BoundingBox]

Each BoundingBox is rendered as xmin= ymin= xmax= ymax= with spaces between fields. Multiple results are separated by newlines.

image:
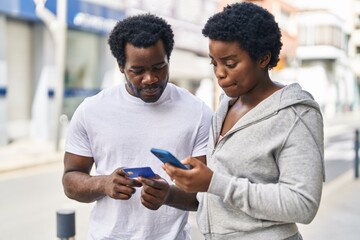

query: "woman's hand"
xmin=162 ymin=157 xmax=213 ymax=193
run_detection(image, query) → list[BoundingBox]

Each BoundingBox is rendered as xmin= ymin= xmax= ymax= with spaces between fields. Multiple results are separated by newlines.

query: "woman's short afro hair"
xmin=108 ymin=14 xmax=174 ymax=67
xmin=202 ymin=2 xmax=282 ymax=69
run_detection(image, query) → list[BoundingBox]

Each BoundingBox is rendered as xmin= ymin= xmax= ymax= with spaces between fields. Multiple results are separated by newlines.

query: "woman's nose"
xmin=214 ymin=66 xmax=226 ymax=80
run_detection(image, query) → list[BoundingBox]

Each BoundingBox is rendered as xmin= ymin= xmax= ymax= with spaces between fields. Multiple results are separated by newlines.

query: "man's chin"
xmin=140 ymin=88 xmax=163 ymax=103
xmin=140 ymin=95 xmax=161 ymax=103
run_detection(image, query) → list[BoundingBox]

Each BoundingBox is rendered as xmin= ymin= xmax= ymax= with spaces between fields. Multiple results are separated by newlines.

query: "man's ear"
xmin=259 ymin=52 xmax=271 ymax=69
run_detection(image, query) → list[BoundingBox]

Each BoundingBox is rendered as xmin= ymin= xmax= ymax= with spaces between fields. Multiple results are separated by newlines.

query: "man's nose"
xmin=142 ymin=71 xmax=158 ymax=84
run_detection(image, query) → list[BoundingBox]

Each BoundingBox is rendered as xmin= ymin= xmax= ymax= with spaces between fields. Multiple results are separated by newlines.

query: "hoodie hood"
xmin=216 ymin=83 xmax=321 ymax=133
xmin=277 ymin=83 xmax=320 ymax=111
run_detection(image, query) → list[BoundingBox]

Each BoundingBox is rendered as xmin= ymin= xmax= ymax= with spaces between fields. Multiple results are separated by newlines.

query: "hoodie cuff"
xmin=207 ymin=171 xmax=232 ymax=197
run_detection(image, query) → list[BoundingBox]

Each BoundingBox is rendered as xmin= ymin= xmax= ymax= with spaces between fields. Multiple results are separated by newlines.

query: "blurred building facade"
xmin=224 ymin=0 xmax=359 ymax=117
xmin=294 ymin=0 xmax=357 ymax=116
xmin=349 ymin=0 xmax=360 ymax=111
xmin=0 ymin=0 xmax=360 ymax=147
xmin=0 ymin=0 xmax=216 ymax=145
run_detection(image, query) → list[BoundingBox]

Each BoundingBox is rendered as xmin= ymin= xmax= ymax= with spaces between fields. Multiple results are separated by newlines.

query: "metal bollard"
xmin=355 ymin=129 xmax=359 ymax=179
xmin=56 ymin=209 xmax=76 ymax=240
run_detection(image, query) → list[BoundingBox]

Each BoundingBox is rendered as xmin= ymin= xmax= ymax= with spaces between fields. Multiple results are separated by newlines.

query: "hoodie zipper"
xmin=207 ymin=111 xmax=279 ymax=234
xmin=211 ymin=110 xmax=278 ymax=156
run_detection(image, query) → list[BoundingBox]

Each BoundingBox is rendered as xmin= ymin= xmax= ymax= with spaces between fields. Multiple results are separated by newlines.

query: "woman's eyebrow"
xmin=208 ymin=54 xmax=237 ymax=60
xmin=220 ymin=54 xmax=237 ymax=60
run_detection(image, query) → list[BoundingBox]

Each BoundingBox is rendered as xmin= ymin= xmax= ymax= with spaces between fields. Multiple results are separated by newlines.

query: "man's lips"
xmin=142 ymin=86 xmax=161 ymax=95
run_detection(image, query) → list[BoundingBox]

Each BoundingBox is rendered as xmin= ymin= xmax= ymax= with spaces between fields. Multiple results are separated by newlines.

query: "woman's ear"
xmin=259 ymin=52 xmax=271 ymax=69
xmin=118 ymin=63 xmax=124 ymax=73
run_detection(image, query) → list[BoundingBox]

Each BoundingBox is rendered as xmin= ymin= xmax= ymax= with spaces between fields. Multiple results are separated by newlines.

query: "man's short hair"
xmin=108 ymin=14 xmax=174 ymax=67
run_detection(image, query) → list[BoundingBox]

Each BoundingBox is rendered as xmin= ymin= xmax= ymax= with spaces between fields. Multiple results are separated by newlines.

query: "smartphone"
xmin=150 ymin=148 xmax=189 ymax=170
xmin=123 ymin=167 xmax=156 ymax=178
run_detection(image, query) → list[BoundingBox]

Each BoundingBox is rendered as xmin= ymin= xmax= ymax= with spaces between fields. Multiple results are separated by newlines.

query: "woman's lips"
xmin=220 ymin=83 xmax=235 ymax=89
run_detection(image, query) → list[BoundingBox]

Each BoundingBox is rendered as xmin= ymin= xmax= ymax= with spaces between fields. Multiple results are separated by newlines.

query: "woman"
xmin=163 ymin=2 xmax=324 ymax=240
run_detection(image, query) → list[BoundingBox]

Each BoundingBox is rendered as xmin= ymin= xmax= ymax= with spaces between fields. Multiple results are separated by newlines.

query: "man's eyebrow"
xmin=152 ymin=61 xmax=167 ymax=66
xmin=130 ymin=66 xmax=143 ymax=69
xmin=130 ymin=61 xmax=166 ymax=69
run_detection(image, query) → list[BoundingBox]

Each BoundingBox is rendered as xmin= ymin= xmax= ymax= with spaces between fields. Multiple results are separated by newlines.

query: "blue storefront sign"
xmin=0 ymin=0 xmax=124 ymax=34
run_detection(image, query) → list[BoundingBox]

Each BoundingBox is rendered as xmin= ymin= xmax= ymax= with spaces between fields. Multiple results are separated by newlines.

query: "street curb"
xmin=0 ymin=153 xmax=63 ymax=174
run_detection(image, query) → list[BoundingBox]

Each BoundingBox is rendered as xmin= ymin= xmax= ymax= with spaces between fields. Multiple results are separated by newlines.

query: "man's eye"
xmin=153 ymin=66 xmax=163 ymax=71
xmin=210 ymin=61 xmax=217 ymax=67
xmin=131 ymin=69 xmax=144 ymax=74
xmin=153 ymin=63 xmax=167 ymax=70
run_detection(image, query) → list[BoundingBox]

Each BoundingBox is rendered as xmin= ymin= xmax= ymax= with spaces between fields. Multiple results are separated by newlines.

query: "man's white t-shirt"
xmin=65 ymin=83 xmax=213 ymax=240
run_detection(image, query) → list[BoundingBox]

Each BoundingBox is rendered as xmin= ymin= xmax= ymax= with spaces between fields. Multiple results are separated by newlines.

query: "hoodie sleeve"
xmin=207 ymin=106 xmax=324 ymax=224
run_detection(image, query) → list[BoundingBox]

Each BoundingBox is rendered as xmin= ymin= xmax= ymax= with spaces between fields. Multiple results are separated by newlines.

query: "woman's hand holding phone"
xmin=162 ymin=156 xmax=213 ymax=193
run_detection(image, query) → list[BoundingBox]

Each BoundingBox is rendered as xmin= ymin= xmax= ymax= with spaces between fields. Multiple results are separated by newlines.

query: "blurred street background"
xmin=1 ymin=0 xmax=360 ymax=239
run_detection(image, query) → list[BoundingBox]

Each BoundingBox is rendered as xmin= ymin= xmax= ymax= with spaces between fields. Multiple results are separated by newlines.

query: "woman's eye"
xmin=225 ymin=63 xmax=236 ymax=68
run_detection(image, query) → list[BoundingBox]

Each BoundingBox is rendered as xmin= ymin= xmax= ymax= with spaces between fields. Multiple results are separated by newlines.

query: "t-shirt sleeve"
xmin=192 ymin=103 xmax=213 ymax=157
xmin=65 ymin=100 xmax=93 ymax=157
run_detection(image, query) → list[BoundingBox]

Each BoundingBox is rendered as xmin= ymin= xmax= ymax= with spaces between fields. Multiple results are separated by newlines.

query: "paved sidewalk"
xmin=298 ymin=170 xmax=360 ymax=240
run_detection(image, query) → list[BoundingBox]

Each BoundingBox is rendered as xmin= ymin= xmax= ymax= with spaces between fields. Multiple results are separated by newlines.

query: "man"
xmin=62 ymin=13 xmax=212 ymax=239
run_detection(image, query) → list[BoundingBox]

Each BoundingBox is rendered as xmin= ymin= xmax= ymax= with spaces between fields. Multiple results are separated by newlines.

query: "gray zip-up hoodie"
xmin=196 ymin=83 xmax=324 ymax=240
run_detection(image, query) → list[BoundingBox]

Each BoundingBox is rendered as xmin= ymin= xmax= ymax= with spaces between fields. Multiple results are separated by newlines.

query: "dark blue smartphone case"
xmin=150 ymin=148 xmax=188 ymax=170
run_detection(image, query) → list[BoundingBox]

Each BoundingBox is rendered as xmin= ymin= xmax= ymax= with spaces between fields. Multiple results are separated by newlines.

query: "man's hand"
xmin=139 ymin=176 xmax=170 ymax=210
xmin=104 ymin=168 xmax=143 ymax=200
